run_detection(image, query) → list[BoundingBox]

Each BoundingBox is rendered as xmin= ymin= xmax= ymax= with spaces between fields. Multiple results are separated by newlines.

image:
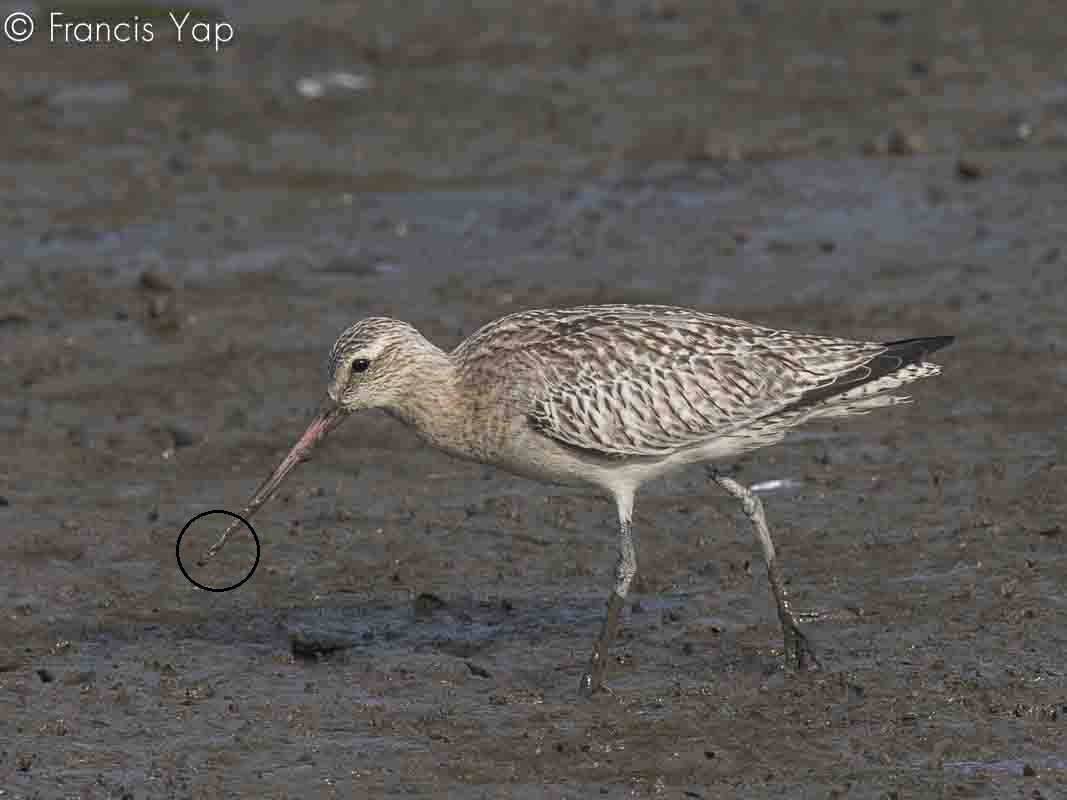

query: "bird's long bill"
xmin=197 ymin=400 xmax=348 ymax=566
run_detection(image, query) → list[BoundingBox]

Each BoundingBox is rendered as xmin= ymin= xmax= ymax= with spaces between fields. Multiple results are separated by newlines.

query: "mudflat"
xmin=2 ymin=1 xmax=1065 ymax=797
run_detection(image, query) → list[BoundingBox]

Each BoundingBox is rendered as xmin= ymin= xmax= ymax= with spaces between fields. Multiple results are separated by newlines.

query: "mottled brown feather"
xmin=453 ymin=305 xmax=916 ymax=458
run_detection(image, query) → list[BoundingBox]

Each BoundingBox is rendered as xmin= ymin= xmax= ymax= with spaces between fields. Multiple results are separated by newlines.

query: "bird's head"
xmin=325 ymin=317 xmax=425 ymax=413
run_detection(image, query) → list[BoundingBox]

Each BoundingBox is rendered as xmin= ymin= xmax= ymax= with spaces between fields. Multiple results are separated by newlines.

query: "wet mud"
xmin=1 ymin=0 xmax=1066 ymax=797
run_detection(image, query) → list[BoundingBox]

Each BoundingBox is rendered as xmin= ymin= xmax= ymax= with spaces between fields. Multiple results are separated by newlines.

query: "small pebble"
xmin=138 ymin=270 xmax=174 ymax=293
xmin=36 ymin=668 xmax=55 ymax=683
xmin=413 ymin=592 xmax=447 ymax=616
xmin=887 ymin=129 xmax=925 ymax=155
xmin=289 ymin=631 xmax=354 ymax=658
xmin=864 ymin=128 xmax=925 ymax=156
xmin=167 ymin=424 xmax=200 ymax=449
xmin=956 ymin=158 xmax=984 ymax=181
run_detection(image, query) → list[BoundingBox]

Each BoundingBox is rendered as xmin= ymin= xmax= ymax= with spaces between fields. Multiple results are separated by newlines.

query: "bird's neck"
xmin=383 ymin=346 xmax=471 ymax=457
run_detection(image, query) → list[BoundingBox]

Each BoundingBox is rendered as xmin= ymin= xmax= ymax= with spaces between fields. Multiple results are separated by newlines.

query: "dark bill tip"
xmin=197 ymin=399 xmax=348 ymax=565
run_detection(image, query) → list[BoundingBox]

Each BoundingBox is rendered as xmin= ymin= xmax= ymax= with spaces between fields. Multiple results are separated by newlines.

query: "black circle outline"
xmin=176 ymin=510 xmax=260 ymax=592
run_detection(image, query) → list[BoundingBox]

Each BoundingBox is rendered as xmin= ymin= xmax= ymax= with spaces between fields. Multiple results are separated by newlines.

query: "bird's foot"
xmin=579 ymin=644 xmax=623 ymax=697
xmin=578 ymin=670 xmax=615 ymax=697
xmin=578 ymin=656 xmax=610 ymax=697
xmin=783 ymin=622 xmax=821 ymax=672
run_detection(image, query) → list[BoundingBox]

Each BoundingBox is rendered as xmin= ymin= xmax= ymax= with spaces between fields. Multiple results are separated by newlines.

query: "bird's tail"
xmin=786 ymin=335 xmax=954 ymax=417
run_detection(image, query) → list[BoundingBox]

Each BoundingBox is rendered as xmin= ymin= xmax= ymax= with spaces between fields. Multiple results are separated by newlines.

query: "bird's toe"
xmin=785 ymin=626 xmax=821 ymax=672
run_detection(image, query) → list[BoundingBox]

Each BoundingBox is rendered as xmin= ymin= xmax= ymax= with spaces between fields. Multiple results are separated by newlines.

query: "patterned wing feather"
xmin=503 ymin=306 xmax=889 ymax=457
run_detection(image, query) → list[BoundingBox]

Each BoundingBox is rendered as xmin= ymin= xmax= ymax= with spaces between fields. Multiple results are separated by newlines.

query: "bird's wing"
xmin=517 ymin=306 xmax=887 ymax=457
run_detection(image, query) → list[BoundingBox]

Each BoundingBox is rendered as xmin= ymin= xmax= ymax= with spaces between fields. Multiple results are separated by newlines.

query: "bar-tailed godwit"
xmin=199 ymin=305 xmax=952 ymax=694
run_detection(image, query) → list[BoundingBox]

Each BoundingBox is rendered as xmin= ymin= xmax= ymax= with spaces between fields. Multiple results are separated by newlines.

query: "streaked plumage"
xmin=458 ymin=305 xmax=941 ymax=458
xmin=203 ymin=304 xmax=953 ymax=694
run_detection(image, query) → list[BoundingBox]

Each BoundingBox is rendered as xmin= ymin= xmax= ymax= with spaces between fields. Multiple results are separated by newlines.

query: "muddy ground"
xmin=1 ymin=0 xmax=1066 ymax=797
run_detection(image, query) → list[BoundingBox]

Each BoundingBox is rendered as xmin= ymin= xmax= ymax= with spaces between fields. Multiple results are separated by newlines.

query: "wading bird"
xmin=200 ymin=305 xmax=952 ymax=694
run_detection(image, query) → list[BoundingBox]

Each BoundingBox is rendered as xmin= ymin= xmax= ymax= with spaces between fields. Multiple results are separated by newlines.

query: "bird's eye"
xmin=350 ymin=358 xmax=370 ymax=374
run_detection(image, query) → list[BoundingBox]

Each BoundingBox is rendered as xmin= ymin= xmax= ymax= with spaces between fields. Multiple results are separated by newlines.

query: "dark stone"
xmin=956 ymin=158 xmax=984 ymax=181
xmin=466 ymin=661 xmax=491 ymax=678
xmin=167 ymin=424 xmax=200 ymax=449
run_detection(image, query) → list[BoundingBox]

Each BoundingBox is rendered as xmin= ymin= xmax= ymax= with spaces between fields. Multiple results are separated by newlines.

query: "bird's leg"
xmin=579 ymin=491 xmax=636 ymax=696
xmin=708 ymin=469 xmax=819 ymax=671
